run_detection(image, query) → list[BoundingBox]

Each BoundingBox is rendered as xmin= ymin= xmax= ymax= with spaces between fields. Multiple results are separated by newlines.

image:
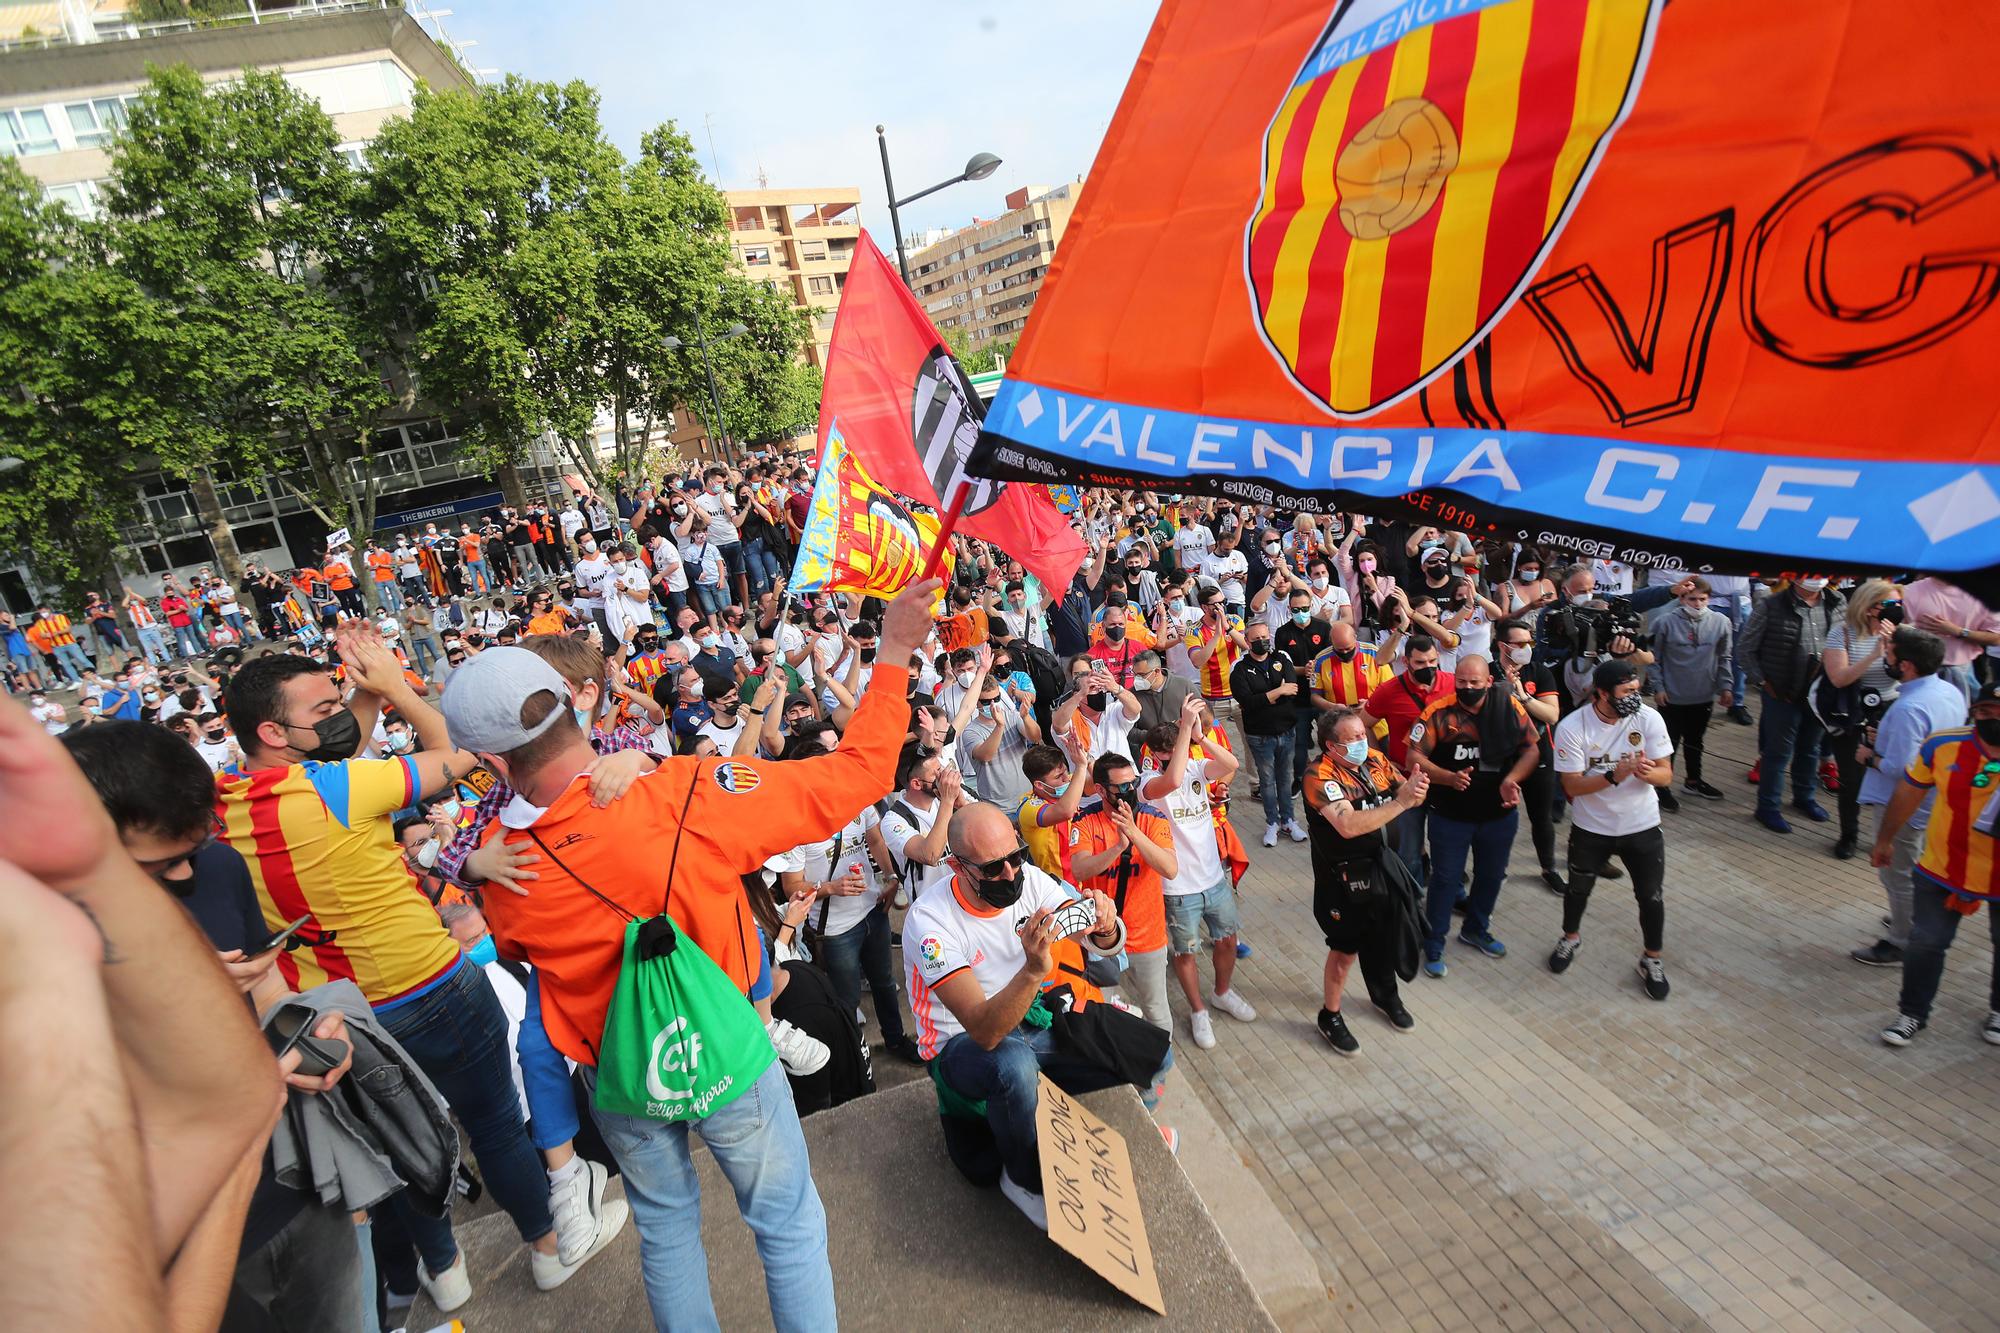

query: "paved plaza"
xmin=1159 ymin=716 xmax=2000 ymax=1332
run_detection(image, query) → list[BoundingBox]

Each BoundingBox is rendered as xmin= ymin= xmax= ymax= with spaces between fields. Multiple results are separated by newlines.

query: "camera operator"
xmin=1535 ymin=565 xmax=1664 ymax=706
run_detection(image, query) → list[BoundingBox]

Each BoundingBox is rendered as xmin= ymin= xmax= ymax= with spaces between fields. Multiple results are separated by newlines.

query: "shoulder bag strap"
xmin=814 ymin=828 xmax=845 ymax=936
xmin=524 ymin=761 xmax=705 ymax=925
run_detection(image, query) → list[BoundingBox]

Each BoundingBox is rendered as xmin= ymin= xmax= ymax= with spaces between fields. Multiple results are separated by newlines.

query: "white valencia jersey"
xmin=904 ymin=865 xmax=1084 ymax=1060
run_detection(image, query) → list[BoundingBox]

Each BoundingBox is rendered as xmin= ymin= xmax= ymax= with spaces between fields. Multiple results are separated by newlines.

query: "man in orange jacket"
xmin=439 ymin=576 xmax=942 ymax=1333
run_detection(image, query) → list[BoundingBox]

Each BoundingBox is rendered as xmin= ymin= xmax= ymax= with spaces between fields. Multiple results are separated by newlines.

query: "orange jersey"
xmin=366 ymin=550 xmax=396 ymax=583
xmin=325 ymin=561 xmax=356 ymax=591
xmin=26 ymin=614 xmax=76 ymax=652
xmin=475 ymin=667 xmax=913 ymax=1065
xmin=215 ymin=757 xmax=463 ymax=1005
xmin=1070 ymin=804 xmax=1174 ymax=954
xmin=935 ymin=607 xmax=989 ymax=653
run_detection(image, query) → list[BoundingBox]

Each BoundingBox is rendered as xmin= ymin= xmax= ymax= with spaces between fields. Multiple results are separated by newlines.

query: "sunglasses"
xmin=1973 ymin=760 xmax=2000 ymax=789
xmin=136 ymin=813 xmax=225 ymax=879
xmin=958 ymin=842 xmax=1030 ymax=878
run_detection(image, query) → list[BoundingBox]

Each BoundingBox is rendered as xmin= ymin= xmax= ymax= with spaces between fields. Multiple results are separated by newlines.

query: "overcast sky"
xmin=462 ymin=1 xmax=1159 ymax=239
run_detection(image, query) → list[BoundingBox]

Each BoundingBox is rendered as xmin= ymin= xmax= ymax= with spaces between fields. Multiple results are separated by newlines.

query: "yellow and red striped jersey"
xmin=1905 ymin=728 xmax=2000 ymax=902
xmin=216 ymin=756 xmax=463 ymax=1004
xmin=1195 ymin=613 xmax=1244 ymax=698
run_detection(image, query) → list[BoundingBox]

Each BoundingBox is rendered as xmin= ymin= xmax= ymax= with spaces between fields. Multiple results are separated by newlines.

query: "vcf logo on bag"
xmin=646 ymin=1016 xmax=702 ymax=1102
xmin=1245 ymin=0 xmax=1660 ymax=416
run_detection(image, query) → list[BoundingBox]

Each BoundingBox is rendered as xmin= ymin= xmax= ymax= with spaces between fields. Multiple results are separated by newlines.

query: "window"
xmin=163 ymin=535 xmax=218 ymax=569
xmin=740 ymin=246 xmax=770 ymax=265
xmin=800 ymin=242 xmax=828 ymax=263
xmin=63 ymin=98 xmax=126 ymax=148
xmin=336 ymin=144 xmax=367 ymax=171
xmin=43 ymin=182 xmax=98 ymax=218
xmin=1 ymin=108 xmax=58 ymax=158
xmin=231 ymin=522 xmax=281 ymax=554
xmin=808 ymin=276 xmax=834 ymax=295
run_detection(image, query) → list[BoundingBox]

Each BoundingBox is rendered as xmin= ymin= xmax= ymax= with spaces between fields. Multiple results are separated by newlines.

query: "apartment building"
xmin=906 ymin=178 xmax=1083 ymax=347
xmin=0 ymin=0 xmax=592 ymax=605
xmin=724 ymin=185 xmax=861 ymax=369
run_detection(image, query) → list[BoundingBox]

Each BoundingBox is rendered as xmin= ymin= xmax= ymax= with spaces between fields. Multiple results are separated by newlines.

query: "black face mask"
xmin=1332 ymin=645 xmax=1357 ymax=662
xmin=1977 ymin=717 xmax=2000 ymax=747
xmin=860 ymin=646 xmax=877 ymax=665
xmin=1409 ymin=665 xmax=1439 ymax=688
xmin=289 ymin=708 xmax=362 ymax=762
xmin=636 ymin=638 xmax=659 ymax=652
xmin=1456 ymin=685 xmax=1487 ymax=708
xmin=973 ymin=870 xmax=1026 ymax=909
xmin=1248 ymin=641 xmax=1271 ymax=657
xmin=1085 ymin=691 xmax=1109 ymax=713
xmin=204 ymin=729 xmax=228 ymax=744
xmin=1103 ymin=625 xmax=1126 ymax=643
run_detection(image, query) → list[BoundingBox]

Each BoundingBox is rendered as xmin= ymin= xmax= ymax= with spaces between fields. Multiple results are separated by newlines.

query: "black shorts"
xmin=1313 ymin=861 xmax=1386 ymax=954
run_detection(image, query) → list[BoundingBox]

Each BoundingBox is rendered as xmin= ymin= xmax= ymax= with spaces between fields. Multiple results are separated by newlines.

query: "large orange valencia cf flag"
xmin=818 ymin=233 xmax=1087 ymax=594
xmin=971 ymin=0 xmax=2000 ymax=588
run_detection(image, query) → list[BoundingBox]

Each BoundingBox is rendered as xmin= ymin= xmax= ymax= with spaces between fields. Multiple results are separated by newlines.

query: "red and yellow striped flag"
xmin=1248 ymin=0 xmax=1657 ymax=416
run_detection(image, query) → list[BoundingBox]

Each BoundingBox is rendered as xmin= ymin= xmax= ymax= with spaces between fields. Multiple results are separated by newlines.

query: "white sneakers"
xmin=767 ymin=1018 xmax=831 ymax=1075
xmin=418 ymin=1252 xmax=472 ymax=1313
xmin=999 ymin=1173 xmax=1049 ymax=1231
xmin=1261 ymin=824 xmax=1279 ymax=848
xmin=1284 ymin=819 xmax=1309 ymax=843
xmin=531 ymin=1195 xmax=629 ymax=1292
xmin=548 ymin=1158 xmax=609 ymax=1265
xmin=1189 ymin=1009 xmax=1217 ymax=1049
xmin=1209 ymin=988 xmax=1258 ymax=1022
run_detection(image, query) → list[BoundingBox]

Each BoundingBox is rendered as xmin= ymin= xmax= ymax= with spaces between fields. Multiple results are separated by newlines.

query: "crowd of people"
xmin=8 ymin=463 xmax=2000 ymax=1332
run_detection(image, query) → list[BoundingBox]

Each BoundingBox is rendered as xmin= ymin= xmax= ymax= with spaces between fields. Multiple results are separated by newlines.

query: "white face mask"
xmin=956 ymin=670 xmax=976 ymax=689
xmin=1310 ymin=575 xmax=1329 ymax=590
xmin=1570 ymin=592 xmax=1594 ymax=606
xmin=1132 ymin=674 xmax=1153 ymax=692
xmin=414 ymin=839 xmax=440 ymax=869
xmin=1507 ymin=645 xmax=1533 ymax=665
xmin=1799 ymin=578 xmax=1827 ymax=593
xmin=436 ymin=798 xmax=462 ymax=822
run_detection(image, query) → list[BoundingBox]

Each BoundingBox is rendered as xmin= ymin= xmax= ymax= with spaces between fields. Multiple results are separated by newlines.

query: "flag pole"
xmin=919 ymin=479 xmax=970 ymax=582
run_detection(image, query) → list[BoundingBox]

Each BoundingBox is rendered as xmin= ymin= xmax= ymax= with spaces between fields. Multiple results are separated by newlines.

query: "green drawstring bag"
xmin=593 ymin=912 xmax=775 ymax=1121
xmin=528 ymin=766 xmax=774 ymax=1122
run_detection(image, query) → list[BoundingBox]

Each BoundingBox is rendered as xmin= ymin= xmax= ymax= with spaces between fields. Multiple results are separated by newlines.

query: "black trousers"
xmin=1659 ymin=702 xmax=1713 ymax=784
xmin=1312 ymin=866 xmax=1402 ymax=1009
xmin=1562 ymin=824 xmax=1667 ymax=951
xmin=1828 ymin=726 xmax=1865 ymax=842
xmin=1523 ymin=763 xmax=1559 ymax=872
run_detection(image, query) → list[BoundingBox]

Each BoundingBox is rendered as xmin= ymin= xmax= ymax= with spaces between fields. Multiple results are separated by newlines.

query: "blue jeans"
xmin=464 ymin=558 xmax=491 ymax=593
xmin=135 ymin=625 xmax=169 ymax=664
xmin=516 ymin=971 xmax=579 ymax=1153
xmin=52 ymin=640 xmax=93 ymax=682
xmin=1424 ymin=808 xmax=1518 ymax=957
xmin=937 ymin=1026 xmax=1172 ymax=1192
xmin=693 ymin=582 xmax=730 ymax=616
xmin=586 ymin=1060 xmax=836 ymax=1332
xmin=1247 ymin=730 xmax=1295 ymax=827
xmin=1898 ymin=874 xmax=2000 ymax=1023
xmin=744 ymin=537 xmax=783 ymax=596
xmin=1164 ymin=879 xmax=1241 ymax=956
xmin=1396 ymin=800 xmax=1430 ymax=883
xmin=1756 ymin=692 xmax=1824 ymax=816
xmin=172 ymin=623 xmax=204 ymax=659
xmin=408 ymin=637 xmax=440 ymax=676
xmin=375 ymin=580 xmax=404 ymax=612
xmin=378 ymin=961 xmax=554 ymax=1270
xmin=818 ymin=903 xmax=906 ymax=1045
xmin=1712 ymin=594 xmax=1750 ymax=702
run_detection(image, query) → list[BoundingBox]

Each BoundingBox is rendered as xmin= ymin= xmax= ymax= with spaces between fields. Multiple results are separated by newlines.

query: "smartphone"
xmin=264 ymin=1001 xmax=349 ymax=1079
xmin=250 ymin=912 xmax=314 ymax=956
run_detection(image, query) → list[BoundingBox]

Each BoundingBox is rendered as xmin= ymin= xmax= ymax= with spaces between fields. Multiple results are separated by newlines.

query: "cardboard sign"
xmin=325 ymin=527 xmax=351 ymax=550
xmin=1035 ymin=1073 xmax=1165 ymax=1314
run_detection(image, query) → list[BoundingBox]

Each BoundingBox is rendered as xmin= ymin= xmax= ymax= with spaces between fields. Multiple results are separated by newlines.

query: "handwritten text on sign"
xmin=1034 ymin=1073 xmax=1165 ymax=1314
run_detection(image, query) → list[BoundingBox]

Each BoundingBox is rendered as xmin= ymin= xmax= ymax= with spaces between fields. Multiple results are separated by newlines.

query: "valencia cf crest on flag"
xmin=1247 ymin=0 xmax=1660 ymax=416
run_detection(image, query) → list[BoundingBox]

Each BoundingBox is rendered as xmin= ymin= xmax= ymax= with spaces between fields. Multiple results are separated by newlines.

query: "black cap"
xmin=1976 ymin=680 xmax=2000 ymax=708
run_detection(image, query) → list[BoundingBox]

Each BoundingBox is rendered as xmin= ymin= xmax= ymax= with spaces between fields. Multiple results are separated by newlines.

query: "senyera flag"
xmin=819 ymin=232 xmax=1086 ymax=593
xmin=971 ymin=0 xmax=2000 ymax=589
xmin=789 ymin=421 xmax=952 ymax=596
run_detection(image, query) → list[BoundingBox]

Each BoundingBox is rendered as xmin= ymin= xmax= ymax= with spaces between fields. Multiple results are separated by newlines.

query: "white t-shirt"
xmin=1204 ymin=549 xmax=1249 ymax=605
xmin=571 ymin=555 xmax=609 ymax=610
xmin=1142 ymin=757 xmax=1225 ymax=896
xmin=195 ymin=735 xmax=238 ymax=775
xmin=1174 ymin=523 xmax=1214 ymax=572
xmin=559 ymin=508 xmax=586 ymax=541
xmin=768 ymin=808 xmax=882 ymax=940
xmin=1160 ymin=605 xmax=1201 ymax=680
xmin=775 ymin=621 xmax=814 ymax=689
xmin=681 ymin=537 xmax=724 ymax=589
xmin=396 ymin=546 xmax=422 ymax=578
xmin=880 ymin=793 xmax=945 ymax=895
xmin=1442 ymin=605 xmax=1492 ymax=670
xmin=1552 ymin=703 xmax=1674 ymax=836
xmin=1071 ymin=699 xmax=1135 ymax=767
xmin=696 ymin=490 xmax=739 ymax=545
xmin=695 ymin=712 xmax=747 ymax=755
xmin=649 ymin=538 xmax=687 ymax=593
xmin=905 ymin=864 xmax=1085 ymax=1059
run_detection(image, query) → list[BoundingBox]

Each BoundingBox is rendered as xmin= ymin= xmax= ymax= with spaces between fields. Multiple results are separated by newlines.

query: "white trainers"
xmin=1189 ymin=1008 xmax=1217 ymax=1049
xmin=1261 ymin=824 xmax=1279 ymax=848
xmin=548 ymin=1158 xmax=608 ymax=1266
xmin=417 ymin=1251 xmax=472 ymax=1313
xmin=1284 ymin=819 xmax=1308 ymax=843
xmin=530 ymin=1197 xmax=629 ymax=1291
xmin=1209 ymin=988 xmax=1258 ymax=1022
xmin=767 ymin=1018 xmax=830 ymax=1075
xmin=999 ymin=1173 xmax=1048 ymax=1231
xmin=1985 ymin=1010 xmax=2000 ymax=1046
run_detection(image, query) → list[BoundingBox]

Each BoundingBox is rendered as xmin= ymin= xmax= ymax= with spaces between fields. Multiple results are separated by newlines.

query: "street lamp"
xmin=664 ymin=321 xmax=750 ymax=460
xmin=875 ymin=125 xmax=1002 ymax=286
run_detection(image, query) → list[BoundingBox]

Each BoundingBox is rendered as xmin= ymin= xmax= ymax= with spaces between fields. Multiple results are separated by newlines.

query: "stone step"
xmin=405 ymin=1079 xmax=1281 ymax=1331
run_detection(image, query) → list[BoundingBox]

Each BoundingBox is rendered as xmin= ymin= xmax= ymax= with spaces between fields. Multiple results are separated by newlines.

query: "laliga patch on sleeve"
xmin=1407 ymin=722 xmax=1425 ymax=743
xmin=713 ymin=761 xmax=762 ymax=795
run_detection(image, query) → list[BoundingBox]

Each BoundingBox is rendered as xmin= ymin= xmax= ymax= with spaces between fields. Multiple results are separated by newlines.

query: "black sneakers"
xmin=1549 ymin=936 xmax=1580 ymax=973
xmin=1317 ymin=1007 xmax=1359 ymax=1056
xmin=1687 ymin=779 xmax=1725 ymax=800
xmin=1540 ymin=867 xmax=1568 ymax=895
xmin=1657 ymin=788 xmax=1681 ymax=813
xmin=1850 ymin=940 xmax=1903 ymax=967
xmin=1637 ymin=956 xmax=1670 ymax=1000
xmin=1373 ymin=999 xmax=1416 ymax=1032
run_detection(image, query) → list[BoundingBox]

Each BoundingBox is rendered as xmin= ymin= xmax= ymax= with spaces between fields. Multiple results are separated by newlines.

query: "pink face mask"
xmin=1358 ymin=558 xmax=1377 ymax=574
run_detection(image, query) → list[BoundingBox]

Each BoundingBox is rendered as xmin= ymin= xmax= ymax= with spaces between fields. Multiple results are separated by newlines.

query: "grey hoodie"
xmin=1645 ymin=603 xmax=1733 ymax=702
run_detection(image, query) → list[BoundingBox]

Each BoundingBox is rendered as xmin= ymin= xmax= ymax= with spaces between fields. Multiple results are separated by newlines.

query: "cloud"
xmin=461 ymin=1 xmax=1157 ymax=239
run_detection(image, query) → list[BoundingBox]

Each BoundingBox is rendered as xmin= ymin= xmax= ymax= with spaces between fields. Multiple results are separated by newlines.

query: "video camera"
xmin=1541 ymin=595 xmax=1649 ymax=661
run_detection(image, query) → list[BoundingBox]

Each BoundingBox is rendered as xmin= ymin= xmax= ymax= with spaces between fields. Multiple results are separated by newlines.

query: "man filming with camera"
xmin=1536 ymin=566 xmax=1668 ymax=701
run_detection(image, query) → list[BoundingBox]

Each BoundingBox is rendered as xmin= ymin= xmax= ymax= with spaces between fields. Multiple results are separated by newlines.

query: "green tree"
xmin=98 ymin=65 xmax=396 ymax=538
xmin=941 ymin=327 xmax=1017 ymax=375
xmin=0 ymin=162 xmax=178 ymax=594
xmin=697 ymin=277 xmax=820 ymax=448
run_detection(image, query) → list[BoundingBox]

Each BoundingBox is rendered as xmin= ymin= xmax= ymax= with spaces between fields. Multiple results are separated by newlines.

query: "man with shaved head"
xmin=905 ymin=800 xmax=1174 ymax=1231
